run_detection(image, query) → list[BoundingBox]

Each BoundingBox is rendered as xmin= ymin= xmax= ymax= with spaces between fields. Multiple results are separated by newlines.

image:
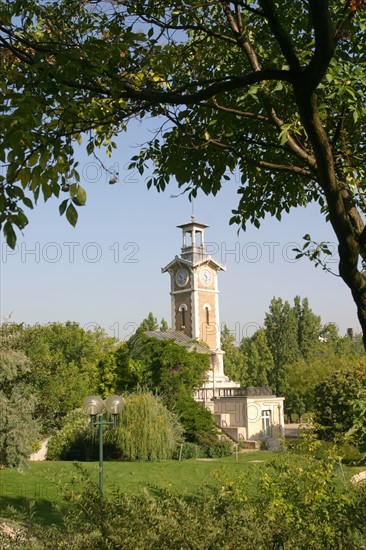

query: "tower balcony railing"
xmin=180 ymin=245 xmax=208 ymax=263
xmin=195 ymin=386 xmax=274 ymax=401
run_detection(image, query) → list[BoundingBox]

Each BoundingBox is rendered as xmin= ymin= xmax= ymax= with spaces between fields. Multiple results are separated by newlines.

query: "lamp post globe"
xmin=82 ymin=395 xmax=104 ymax=416
xmin=105 ymin=395 xmax=125 ymax=415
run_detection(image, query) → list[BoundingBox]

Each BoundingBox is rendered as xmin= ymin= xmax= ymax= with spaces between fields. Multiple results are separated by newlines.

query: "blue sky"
xmin=1 ymin=120 xmax=360 ymax=342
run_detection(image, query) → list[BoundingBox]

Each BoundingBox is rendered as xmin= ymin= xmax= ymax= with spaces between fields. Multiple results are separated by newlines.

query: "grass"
xmin=0 ymin=451 xmax=271 ymax=525
xmin=1 ymin=450 xmax=363 ymax=526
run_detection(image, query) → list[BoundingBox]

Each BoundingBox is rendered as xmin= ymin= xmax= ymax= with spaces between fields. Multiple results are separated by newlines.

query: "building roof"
xmin=176 ymin=219 xmax=209 ymax=230
xmin=144 ymin=330 xmax=213 ymax=354
xmin=161 ymin=255 xmax=226 ymax=273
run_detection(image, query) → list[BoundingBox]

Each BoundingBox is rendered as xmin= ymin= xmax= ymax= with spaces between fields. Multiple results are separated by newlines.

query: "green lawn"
xmin=0 ymin=451 xmax=363 ymax=527
xmin=0 ymin=452 xmax=270 ymax=525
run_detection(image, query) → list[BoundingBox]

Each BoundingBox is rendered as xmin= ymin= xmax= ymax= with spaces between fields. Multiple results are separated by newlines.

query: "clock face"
xmin=200 ymin=268 xmax=212 ymax=286
xmin=175 ymin=268 xmax=189 ymax=287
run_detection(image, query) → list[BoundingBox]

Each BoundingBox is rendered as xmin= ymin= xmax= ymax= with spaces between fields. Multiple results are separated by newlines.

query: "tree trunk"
xmin=339 ymin=255 xmax=366 ymax=349
xmin=295 ymin=90 xmax=366 ymax=349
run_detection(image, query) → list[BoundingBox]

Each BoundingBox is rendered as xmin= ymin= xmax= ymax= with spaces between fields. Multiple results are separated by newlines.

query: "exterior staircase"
xmin=214 ymin=412 xmax=247 ymax=443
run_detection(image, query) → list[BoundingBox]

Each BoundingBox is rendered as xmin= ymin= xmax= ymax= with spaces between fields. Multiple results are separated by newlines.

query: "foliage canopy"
xmin=2 ymin=1 xmax=366 ymax=339
xmin=0 ymin=349 xmax=40 ymax=468
xmin=0 ymin=321 xmax=116 ymax=433
xmin=314 ymin=360 xmax=366 ymax=445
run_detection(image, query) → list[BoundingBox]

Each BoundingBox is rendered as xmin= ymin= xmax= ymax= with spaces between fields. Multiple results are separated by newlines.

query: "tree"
xmin=138 ymin=313 xmax=159 ymax=332
xmin=0 ymin=350 xmax=40 ymax=468
xmin=114 ymin=345 xmax=147 ymax=392
xmin=116 ymin=332 xmax=217 ymax=441
xmin=294 ymin=296 xmax=322 ymax=359
xmin=125 ymin=332 xmax=210 ymax=398
xmin=220 ymin=324 xmax=247 ymax=383
xmin=2 ymin=1 xmax=366 ymax=344
xmin=0 ymin=322 xmax=116 ymax=432
xmin=172 ymin=394 xmax=218 ymax=444
xmin=160 ymin=318 xmax=169 ymax=332
xmin=264 ymin=297 xmax=300 ymax=394
xmin=314 ymin=360 xmax=366 ymax=444
xmin=285 ymin=352 xmax=356 ymax=419
xmin=97 ymin=351 xmax=118 ymax=398
xmin=241 ymin=328 xmax=274 ymax=387
xmin=320 ymin=322 xmax=365 ymax=357
xmin=112 ymin=392 xmax=183 ymax=461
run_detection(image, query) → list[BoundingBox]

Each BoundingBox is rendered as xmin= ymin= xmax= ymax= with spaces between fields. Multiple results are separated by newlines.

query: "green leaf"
xmin=20 ymin=169 xmax=31 ymax=188
xmin=14 ymin=211 xmax=28 ymax=230
xmin=66 ymin=203 xmax=78 ymax=227
xmin=28 ymin=151 xmax=39 ymax=167
xmin=42 ymin=183 xmax=53 ymax=202
xmin=0 ymin=194 xmax=7 ymax=211
xmin=22 ymin=197 xmax=34 ymax=209
xmin=59 ymin=199 xmax=68 ymax=216
xmin=4 ymin=221 xmax=17 ymax=249
xmin=86 ymin=141 xmax=94 ymax=155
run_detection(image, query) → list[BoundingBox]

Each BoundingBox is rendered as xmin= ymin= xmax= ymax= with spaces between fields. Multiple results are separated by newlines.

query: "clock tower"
xmin=162 ymin=217 xmax=225 ymax=349
xmin=162 ymin=216 xmax=237 ymax=391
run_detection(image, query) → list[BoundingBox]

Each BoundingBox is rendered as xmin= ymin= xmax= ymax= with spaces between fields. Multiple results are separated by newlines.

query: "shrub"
xmin=203 ymin=440 xmax=233 ymax=458
xmin=47 ymin=410 xmax=94 ymax=461
xmin=113 ymin=392 xmax=183 ymax=461
xmin=173 ymin=442 xmax=204 ymax=460
xmin=173 ymin=395 xmax=217 ymax=444
xmin=310 ymin=440 xmax=365 ymax=464
xmin=48 ymin=393 xmax=183 ymax=462
xmin=314 ymin=362 xmax=366 ymax=445
xmin=0 ymin=350 xmax=40 ymax=468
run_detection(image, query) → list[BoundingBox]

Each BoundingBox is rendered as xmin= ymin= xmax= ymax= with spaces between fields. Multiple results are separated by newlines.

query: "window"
xmin=261 ymin=410 xmax=271 ymax=437
xmin=183 ymin=230 xmax=192 ymax=247
xmin=179 ymin=304 xmax=187 ymax=328
xmin=195 ymin=230 xmax=202 ymax=246
xmin=203 ymin=303 xmax=211 ymax=326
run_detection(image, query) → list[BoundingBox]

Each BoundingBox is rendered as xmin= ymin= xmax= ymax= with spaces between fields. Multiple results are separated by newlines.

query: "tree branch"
xmin=259 ymin=0 xmax=301 ymax=72
xmin=201 ymin=136 xmax=313 ymax=177
xmin=264 ymin=102 xmax=317 ymax=171
xmin=301 ymin=0 xmax=336 ymax=92
xmin=208 ymin=101 xmax=271 ymax=123
xmin=136 ymin=13 xmax=238 ymax=45
xmin=119 ymin=68 xmax=293 ymax=105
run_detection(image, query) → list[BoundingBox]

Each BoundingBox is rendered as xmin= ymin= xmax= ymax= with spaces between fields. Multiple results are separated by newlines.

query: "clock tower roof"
xmin=161 ymin=255 xmax=225 ymax=274
xmin=176 ymin=219 xmax=209 ymax=231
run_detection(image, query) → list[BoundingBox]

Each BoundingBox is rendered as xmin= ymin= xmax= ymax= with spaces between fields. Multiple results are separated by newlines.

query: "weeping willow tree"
xmin=113 ymin=392 xmax=183 ymax=461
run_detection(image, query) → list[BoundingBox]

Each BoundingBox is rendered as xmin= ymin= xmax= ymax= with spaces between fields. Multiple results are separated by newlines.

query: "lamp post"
xmin=82 ymin=394 xmax=125 ymax=505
